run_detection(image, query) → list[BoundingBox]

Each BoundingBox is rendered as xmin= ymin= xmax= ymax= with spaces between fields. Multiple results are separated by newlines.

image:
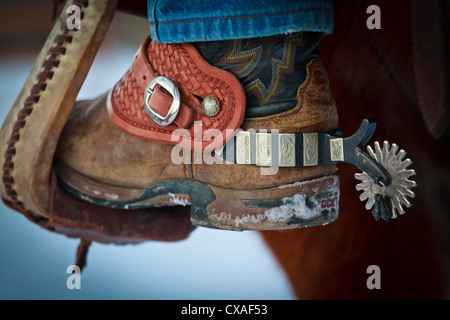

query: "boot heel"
xmin=192 ymin=175 xmax=340 ymax=231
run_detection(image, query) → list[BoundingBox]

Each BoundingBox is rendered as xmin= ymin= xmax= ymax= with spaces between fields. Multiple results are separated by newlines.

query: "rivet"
xmin=202 ymin=96 xmax=220 ymax=117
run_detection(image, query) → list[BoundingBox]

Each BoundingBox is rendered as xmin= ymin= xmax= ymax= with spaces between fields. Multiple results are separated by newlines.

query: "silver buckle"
xmin=144 ymin=76 xmax=180 ymax=126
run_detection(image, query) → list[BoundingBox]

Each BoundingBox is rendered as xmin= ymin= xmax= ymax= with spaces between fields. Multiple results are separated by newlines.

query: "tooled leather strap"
xmin=107 ymin=37 xmax=246 ymax=151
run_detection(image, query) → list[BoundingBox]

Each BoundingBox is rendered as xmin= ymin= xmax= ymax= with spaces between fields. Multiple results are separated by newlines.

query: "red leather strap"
xmin=148 ymin=85 xmax=194 ymax=128
xmin=107 ymin=37 xmax=246 ymax=151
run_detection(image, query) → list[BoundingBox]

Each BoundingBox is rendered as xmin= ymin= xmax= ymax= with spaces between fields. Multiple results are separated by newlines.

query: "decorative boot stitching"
xmin=2 ymin=0 xmax=89 ymax=216
xmin=217 ymin=39 xmax=263 ymax=79
xmin=218 ymin=32 xmax=307 ymax=105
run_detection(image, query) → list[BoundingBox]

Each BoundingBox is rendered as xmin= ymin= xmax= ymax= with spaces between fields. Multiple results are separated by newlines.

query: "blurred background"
xmin=0 ymin=0 xmax=295 ymax=299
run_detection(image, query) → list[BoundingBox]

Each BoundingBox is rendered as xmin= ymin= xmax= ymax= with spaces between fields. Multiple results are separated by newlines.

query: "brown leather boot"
xmin=52 ymin=31 xmax=340 ymax=231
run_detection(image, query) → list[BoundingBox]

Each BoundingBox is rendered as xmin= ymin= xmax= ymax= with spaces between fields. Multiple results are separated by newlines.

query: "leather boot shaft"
xmin=194 ymin=32 xmax=324 ymax=118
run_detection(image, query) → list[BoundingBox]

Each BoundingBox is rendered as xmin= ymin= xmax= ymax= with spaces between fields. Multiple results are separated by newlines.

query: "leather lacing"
xmin=2 ymin=0 xmax=89 ymax=219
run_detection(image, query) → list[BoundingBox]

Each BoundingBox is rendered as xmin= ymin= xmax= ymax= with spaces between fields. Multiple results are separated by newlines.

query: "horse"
xmin=260 ymin=0 xmax=450 ymax=299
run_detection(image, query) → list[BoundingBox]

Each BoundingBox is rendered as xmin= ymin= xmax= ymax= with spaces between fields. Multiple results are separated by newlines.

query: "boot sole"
xmin=0 ymin=0 xmax=118 ymax=217
xmin=55 ymin=162 xmax=339 ymax=231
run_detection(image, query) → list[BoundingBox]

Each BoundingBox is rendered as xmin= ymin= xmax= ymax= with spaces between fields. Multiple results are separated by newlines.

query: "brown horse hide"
xmin=260 ymin=0 xmax=450 ymax=299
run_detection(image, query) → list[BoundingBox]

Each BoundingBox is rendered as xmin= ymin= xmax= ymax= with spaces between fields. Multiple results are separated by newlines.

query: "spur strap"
xmin=219 ymin=119 xmax=390 ymax=185
xmin=107 ymin=37 xmax=246 ymax=151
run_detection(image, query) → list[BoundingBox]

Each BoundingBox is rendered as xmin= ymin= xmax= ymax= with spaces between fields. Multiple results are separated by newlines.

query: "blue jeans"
xmin=147 ymin=0 xmax=333 ymax=43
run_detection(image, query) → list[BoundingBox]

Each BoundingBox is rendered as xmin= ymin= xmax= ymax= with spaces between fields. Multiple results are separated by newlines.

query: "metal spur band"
xmin=219 ymin=119 xmax=417 ymax=222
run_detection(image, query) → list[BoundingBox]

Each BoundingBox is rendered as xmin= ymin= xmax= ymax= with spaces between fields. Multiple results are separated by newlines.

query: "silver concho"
xmin=202 ymin=96 xmax=220 ymax=117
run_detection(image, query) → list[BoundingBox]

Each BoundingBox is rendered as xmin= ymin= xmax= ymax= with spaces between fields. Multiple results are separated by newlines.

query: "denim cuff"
xmin=148 ymin=0 xmax=334 ymax=43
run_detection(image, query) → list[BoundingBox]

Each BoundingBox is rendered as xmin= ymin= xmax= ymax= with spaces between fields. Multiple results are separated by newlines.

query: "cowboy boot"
xmin=52 ymin=30 xmax=340 ymax=231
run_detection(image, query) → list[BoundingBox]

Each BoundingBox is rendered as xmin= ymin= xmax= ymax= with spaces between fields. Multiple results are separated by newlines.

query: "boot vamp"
xmin=54 ymin=92 xmax=189 ymax=189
